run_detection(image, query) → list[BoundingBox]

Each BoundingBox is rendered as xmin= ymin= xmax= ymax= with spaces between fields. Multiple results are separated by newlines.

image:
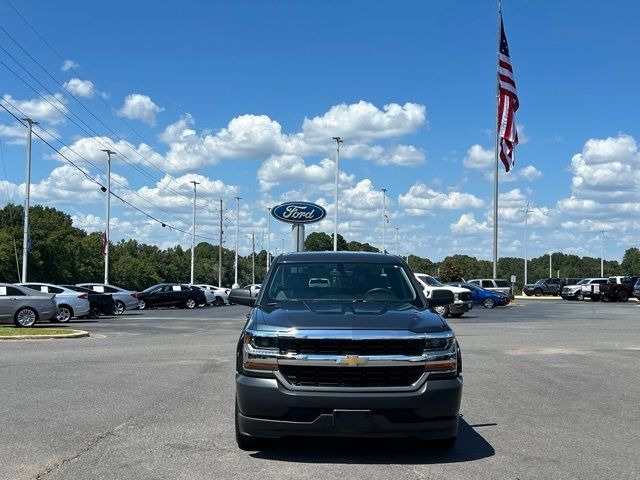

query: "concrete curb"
xmin=514 ymin=295 xmax=562 ymax=300
xmin=0 ymin=330 xmax=90 ymax=340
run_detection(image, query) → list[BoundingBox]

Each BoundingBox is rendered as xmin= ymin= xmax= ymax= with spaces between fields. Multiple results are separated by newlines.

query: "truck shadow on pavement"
xmin=250 ymin=418 xmax=495 ymax=464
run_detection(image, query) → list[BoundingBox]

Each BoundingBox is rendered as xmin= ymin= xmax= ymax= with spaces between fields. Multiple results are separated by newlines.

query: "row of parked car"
xmin=520 ymin=276 xmax=640 ymax=302
xmin=0 ymin=281 xmax=233 ymax=327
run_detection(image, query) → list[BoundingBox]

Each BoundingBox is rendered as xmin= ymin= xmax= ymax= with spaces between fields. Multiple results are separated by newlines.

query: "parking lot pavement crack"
xmin=34 ymin=426 xmax=119 ymax=479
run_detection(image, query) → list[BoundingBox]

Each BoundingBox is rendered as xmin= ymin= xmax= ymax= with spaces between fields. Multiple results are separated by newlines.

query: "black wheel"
xmin=185 ymin=298 xmax=197 ymax=309
xmin=524 ymin=291 xmax=532 ymax=296
xmin=215 ymin=296 xmax=224 ymax=306
xmin=534 ymin=289 xmax=543 ymax=297
xmin=113 ymin=301 xmax=126 ymax=315
xmin=235 ymin=402 xmax=264 ymax=451
xmin=576 ymin=292 xmax=584 ymax=301
xmin=138 ymin=299 xmax=147 ymax=310
xmin=56 ymin=305 xmax=73 ymax=323
xmin=14 ymin=307 xmax=37 ymax=327
xmin=618 ymin=292 xmax=629 ymax=302
xmin=482 ymin=298 xmax=496 ymax=309
xmin=90 ymin=307 xmax=101 ymax=319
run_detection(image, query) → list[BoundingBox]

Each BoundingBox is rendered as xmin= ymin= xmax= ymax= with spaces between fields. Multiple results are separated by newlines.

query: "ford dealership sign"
xmin=271 ymin=202 xmax=327 ymax=224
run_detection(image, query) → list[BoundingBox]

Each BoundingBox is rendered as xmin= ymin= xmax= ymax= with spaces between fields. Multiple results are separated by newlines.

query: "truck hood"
xmin=420 ymin=285 xmax=468 ymax=294
xmin=253 ymin=301 xmax=448 ymax=334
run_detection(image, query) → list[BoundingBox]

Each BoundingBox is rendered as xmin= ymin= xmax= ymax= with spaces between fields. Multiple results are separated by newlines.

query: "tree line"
xmin=1 ymin=204 xmax=638 ymax=291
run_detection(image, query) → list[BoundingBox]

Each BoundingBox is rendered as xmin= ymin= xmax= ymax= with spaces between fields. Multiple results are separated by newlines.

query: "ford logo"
xmin=271 ymin=202 xmax=327 ymax=224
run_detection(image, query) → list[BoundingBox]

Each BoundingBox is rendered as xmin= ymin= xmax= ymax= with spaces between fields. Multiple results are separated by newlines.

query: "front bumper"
xmin=561 ymin=290 xmax=582 ymax=299
xmin=236 ymin=373 xmax=462 ymax=439
xmin=450 ymin=301 xmax=472 ymax=314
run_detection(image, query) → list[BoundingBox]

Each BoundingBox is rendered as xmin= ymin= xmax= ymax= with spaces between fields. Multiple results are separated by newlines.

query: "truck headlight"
xmin=424 ymin=337 xmax=459 ymax=378
xmin=243 ymin=333 xmax=279 ymax=371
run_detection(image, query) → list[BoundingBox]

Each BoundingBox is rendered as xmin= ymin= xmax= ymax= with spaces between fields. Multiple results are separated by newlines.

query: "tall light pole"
xmin=281 ymin=238 xmax=285 ymax=254
xmin=267 ymin=207 xmax=271 ymax=270
xmin=381 ymin=188 xmax=387 ymax=254
xmin=21 ymin=118 xmax=38 ymax=283
xmin=101 ymin=149 xmax=116 ymax=284
xmin=549 ymin=252 xmax=552 ymax=278
xmin=332 ymin=136 xmax=343 ymax=251
xmin=233 ymin=196 xmax=240 ymax=288
xmin=520 ymin=201 xmax=532 ymax=285
xmin=600 ymin=231 xmax=604 ymax=277
xmin=189 ymin=181 xmax=200 ymax=285
xmin=218 ymin=199 xmax=223 ymax=286
xmin=251 ymin=232 xmax=255 ymax=284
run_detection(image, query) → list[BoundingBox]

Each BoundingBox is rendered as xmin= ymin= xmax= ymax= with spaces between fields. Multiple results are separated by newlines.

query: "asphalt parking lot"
xmin=1 ymin=300 xmax=639 ymax=480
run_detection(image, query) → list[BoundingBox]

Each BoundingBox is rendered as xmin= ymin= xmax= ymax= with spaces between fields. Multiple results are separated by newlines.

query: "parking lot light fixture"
xmin=233 ymin=197 xmax=241 ymax=289
xmin=21 ymin=118 xmax=38 ymax=283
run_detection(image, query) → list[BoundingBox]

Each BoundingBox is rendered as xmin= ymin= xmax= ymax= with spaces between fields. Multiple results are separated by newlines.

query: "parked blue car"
xmin=447 ymin=282 xmax=510 ymax=309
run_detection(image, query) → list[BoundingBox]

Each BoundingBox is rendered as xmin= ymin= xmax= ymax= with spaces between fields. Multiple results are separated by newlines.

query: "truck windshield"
xmin=577 ymin=279 xmax=589 ymax=285
xmin=416 ymin=274 xmax=442 ymax=286
xmin=265 ymin=262 xmax=418 ymax=303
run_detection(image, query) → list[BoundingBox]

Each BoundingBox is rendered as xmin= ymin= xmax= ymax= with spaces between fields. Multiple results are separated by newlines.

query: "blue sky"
xmin=0 ymin=0 xmax=638 ymax=261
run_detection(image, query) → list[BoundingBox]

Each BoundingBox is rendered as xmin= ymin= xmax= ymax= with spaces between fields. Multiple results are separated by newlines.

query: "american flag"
xmin=497 ymin=15 xmax=519 ymax=172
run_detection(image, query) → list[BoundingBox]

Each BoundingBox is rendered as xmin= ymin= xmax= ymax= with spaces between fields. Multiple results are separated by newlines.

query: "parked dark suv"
xmin=137 ymin=283 xmax=206 ymax=309
xmin=230 ymin=252 xmax=462 ymax=450
xmin=523 ymin=278 xmax=566 ymax=296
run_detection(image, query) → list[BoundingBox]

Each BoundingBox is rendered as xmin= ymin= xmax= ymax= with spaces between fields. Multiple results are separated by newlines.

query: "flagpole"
xmin=492 ymin=0 xmax=502 ymax=279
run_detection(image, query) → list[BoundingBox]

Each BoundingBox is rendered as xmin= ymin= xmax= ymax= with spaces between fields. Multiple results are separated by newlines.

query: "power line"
xmin=0 ymin=101 xmax=220 ymax=243
xmin=0 ymin=16 xmax=215 ymax=211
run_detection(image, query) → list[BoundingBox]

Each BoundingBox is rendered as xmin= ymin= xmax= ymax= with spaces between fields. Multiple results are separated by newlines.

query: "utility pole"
xmin=189 ymin=181 xmax=200 ymax=285
xmin=21 ymin=118 xmax=38 ymax=283
xmin=381 ymin=188 xmax=387 ymax=254
xmin=332 ymin=136 xmax=343 ymax=251
xmin=219 ymin=199 xmax=223 ymax=286
xmin=267 ymin=207 xmax=271 ymax=270
xmin=549 ymin=252 xmax=552 ymax=278
xmin=101 ymin=149 xmax=116 ymax=284
xmin=600 ymin=231 xmax=604 ymax=277
xmin=233 ymin=196 xmax=240 ymax=288
xmin=251 ymin=233 xmax=255 ymax=284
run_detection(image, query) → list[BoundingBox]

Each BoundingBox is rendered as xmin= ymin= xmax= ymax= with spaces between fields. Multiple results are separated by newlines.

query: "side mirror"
xmin=229 ymin=288 xmax=256 ymax=307
xmin=427 ymin=289 xmax=455 ymax=308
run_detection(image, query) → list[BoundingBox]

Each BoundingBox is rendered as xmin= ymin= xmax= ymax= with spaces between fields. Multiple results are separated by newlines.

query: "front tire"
xmin=618 ymin=292 xmax=629 ymax=302
xmin=185 ymin=298 xmax=197 ymax=309
xmin=482 ymin=298 xmax=496 ymax=309
xmin=534 ymin=288 xmax=543 ymax=297
xmin=576 ymin=292 xmax=584 ymax=301
xmin=14 ymin=307 xmax=37 ymax=327
xmin=433 ymin=305 xmax=450 ymax=318
xmin=138 ymin=299 xmax=147 ymax=310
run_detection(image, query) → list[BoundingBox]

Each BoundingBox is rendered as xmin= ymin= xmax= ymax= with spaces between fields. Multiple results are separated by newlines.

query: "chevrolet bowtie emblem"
xmin=338 ymin=355 xmax=368 ymax=366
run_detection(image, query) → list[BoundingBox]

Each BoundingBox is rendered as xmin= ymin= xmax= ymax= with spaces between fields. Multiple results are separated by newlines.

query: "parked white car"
xmin=413 ymin=273 xmax=473 ymax=318
xmin=16 ymin=282 xmax=91 ymax=323
xmin=195 ymin=285 xmax=230 ymax=305
xmin=190 ymin=285 xmax=215 ymax=306
xmin=561 ymin=278 xmax=608 ymax=301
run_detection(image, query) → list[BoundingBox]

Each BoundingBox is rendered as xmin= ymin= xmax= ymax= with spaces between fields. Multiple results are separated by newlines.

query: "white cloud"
xmin=463 ymin=144 xmax=493 ymax=170
xmin=398 ymin=182 xmax=484 ymax=216
xmin=463 ymin=144 xmax=541 ymax=182
xmin=61 ymin=60 xmax=78 ymax=72
xmin=519 ymin=165 xmax=542 ymax=181
xmin=557 ymin=134 xmax=640 ymax=220
xmin=257 ymin=154 xmax=354 ymax=192
xmin=450 ymin=213 xmax=491 ymax=235
xmin=2 ymin=94 xmax=67 ymax=125
xmin=63 ymin=78 xmax=97 ymax=98
xmin=118 ymin=94 xmax=164 ymax=125
xmin=301 ymin=101 xmax=426 ymax=144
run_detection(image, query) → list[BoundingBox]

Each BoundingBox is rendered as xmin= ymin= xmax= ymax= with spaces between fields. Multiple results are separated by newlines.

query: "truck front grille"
xmin=458 ymin=291 xmax=471 ymax=301
xmin=280 ymin=365 xmax=424 ymax=388
xmin=278 ymin=338 xmax=424 ymax=356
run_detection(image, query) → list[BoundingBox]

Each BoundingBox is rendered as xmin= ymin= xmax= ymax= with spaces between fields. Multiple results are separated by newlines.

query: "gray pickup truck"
xmin=230 ymin=251 xmax=462 ymax=450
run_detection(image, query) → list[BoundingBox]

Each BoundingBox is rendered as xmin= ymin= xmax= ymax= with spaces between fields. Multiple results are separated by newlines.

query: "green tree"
xmin=621 ymin=247 xmax=640 ymax=274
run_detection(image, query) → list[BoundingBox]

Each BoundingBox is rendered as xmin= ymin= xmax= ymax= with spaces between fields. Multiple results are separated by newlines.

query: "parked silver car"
xmin=77 ymin=283 xmax=139 ymax=315
xmin=1 ymin=283 xmax=59 ymax=327
xmin=467 ymin=278 xmax=513 ymax=299
xmin=16 ymin=283 xmax=91 ymax=323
